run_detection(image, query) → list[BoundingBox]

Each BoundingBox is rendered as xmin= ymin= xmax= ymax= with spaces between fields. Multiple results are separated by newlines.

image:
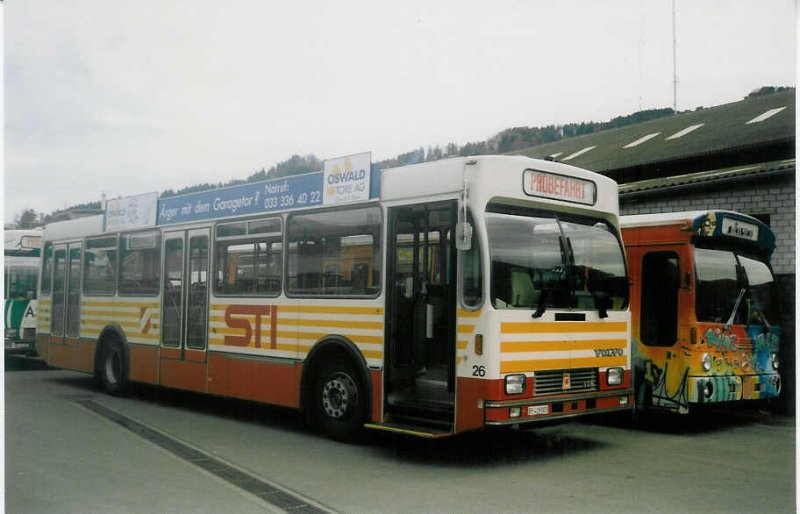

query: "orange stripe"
xmin=500 ymin=355 xmax=627 ymax=373
xmin=501 ymin=322 xmax=627 ymax=334
xmin=501 ymin=339 xmax=627 ymax=353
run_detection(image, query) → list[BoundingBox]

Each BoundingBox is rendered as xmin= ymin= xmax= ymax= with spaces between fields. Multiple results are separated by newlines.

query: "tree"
xmin=13 ymin=208 xmax=39 ymax=229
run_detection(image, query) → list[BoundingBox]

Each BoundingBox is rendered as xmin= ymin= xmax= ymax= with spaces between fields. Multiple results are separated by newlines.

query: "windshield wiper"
xmin=753 ymin=308 xmax=772 ymax=332
xmin=724 ymin=288 xmax=746 ymax=331
xmin=533 ymin=218 xmax=572 ymax=319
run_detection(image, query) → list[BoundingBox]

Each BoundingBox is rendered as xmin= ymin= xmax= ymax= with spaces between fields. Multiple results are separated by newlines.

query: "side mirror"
xmin=455 ymin=221 xmax=473 ymax=251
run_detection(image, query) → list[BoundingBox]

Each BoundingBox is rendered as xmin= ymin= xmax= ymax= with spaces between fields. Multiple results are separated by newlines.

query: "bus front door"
xmin=386 ymin=202 xmax=456 ymax=426
xmin=49 ymin=243 xmax=82 ymax=368
xmin=160 ymin=228 xmax=210 ymax=392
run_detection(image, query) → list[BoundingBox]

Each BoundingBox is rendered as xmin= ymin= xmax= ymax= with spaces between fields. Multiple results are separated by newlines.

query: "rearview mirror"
xmin=455 ymin=221 xmax=473 ymax=251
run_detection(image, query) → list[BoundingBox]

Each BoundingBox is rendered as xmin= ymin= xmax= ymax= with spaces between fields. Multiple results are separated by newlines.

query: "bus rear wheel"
xmin=314 ymin=358 xmax=364 ymax=441
xmin=98 ymin=339 xmax=128 ymax=396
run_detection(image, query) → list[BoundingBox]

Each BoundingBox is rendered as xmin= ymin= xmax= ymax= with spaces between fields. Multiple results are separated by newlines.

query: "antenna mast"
xmin=672 ymin=0 xmax=678 ymax=111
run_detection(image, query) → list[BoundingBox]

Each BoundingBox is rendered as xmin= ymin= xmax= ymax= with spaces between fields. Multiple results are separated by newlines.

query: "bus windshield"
xmin=694 ymin=248 xmax=778 ymax=325
xmin=487 ymin=209 xmax=628 ymax=313
xmin=4 ymin=258 xmax=39 ymax=300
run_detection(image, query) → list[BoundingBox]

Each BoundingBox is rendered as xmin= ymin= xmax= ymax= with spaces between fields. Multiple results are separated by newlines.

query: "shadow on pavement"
xmin=4 ymin=354 xmax=49 ymax=372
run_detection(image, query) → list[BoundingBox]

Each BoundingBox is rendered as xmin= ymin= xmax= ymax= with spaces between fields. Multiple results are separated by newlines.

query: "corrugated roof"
xmin=510 ymin=90 xmax=795 ymax=173
xmin=618 ymin=159 xmax=795 ymax=197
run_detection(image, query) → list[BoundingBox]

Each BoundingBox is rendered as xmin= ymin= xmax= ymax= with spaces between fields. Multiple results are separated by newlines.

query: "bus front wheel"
xmin=98 ymin=339 xmax=128 ymax=396
xmin=314 ymin=358 xmax=364 ymax=441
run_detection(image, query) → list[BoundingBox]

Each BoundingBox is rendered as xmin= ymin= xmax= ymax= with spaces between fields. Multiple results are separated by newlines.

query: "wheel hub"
xmin=322 ymin=372 xmax=356 ymax=419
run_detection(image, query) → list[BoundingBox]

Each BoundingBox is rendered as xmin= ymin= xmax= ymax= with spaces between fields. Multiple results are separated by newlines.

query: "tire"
xmin=314 ymin=357 xmax=365 ymax=441
xmin=97 ymin=339 xmax=128 ymax=396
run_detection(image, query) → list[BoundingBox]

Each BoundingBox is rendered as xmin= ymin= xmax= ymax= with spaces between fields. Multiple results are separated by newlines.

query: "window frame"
xmin=285 ymin=205 xmax=382 ymax=299
xmin=118 ymin=230 xmax=162 ymax=297
xmin=213 ymin=217 xmax=283 ymax=298
xmin=83 ymin=235 xmax=118 ymax=297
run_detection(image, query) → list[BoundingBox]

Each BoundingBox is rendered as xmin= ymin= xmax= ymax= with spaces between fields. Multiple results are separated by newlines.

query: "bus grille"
xmin=534 ymin=368 xmax=598 ymax=396
xmin=22 ymin=328 xmax=36 ymax=342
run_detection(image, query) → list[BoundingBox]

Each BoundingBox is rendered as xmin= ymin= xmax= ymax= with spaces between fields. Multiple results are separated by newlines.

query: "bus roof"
xmin=381 ymin=155 xmax=619 ymax=218
xmin=621 ymin=210 xmax=776 ymax=253
xmin=4 ymin=229 xmax=43 ymax=252
xmin=42 ymin=215 xmax=105 ymax=242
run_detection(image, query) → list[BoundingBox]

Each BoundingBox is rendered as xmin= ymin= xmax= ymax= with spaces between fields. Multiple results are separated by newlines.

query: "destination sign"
xmin=721 ymin=216 xmax=759 ymax=242
xmin=523 ymin=169 xmax=596 ymax=205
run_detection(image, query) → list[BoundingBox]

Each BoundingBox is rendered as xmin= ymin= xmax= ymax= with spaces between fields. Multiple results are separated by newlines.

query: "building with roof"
xmin=513 ymin=88 xmax=795 ymax=414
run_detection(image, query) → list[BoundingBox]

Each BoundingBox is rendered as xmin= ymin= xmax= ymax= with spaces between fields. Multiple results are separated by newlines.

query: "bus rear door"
xmin=49 ymin=243 xmax=82 ymax=367
xmin=160 ymin=228 xmax=210 ymax=391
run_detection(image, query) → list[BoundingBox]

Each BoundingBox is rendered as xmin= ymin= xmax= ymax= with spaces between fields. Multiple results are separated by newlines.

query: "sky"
xmin=3 ymin=0 xmax=797 ymax=222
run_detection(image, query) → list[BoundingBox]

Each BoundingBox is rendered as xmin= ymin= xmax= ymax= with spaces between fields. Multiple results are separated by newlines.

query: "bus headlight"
xmin=701 ymin=380 xmax=714 ymax=399
xmin=607 ymin=367 xmax=623 ymax=386
xmin=772 ymin=353 xmax=779 ymax=371
xmin=505 ymin=374 xmax=526 ymax=395
xmin=702 ymin=353 xmax=713 ymax=372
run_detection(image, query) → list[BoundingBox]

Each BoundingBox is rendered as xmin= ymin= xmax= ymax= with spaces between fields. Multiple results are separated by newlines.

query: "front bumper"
xmin=690 ymin=373 xmax=781 ymax=404
xmin=484 ymin=389 xmax=634 ymax=426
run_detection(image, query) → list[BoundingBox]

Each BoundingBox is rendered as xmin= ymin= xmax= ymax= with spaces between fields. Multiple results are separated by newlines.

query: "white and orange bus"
xmin=37 ymin=154 xmax=632 ymax=440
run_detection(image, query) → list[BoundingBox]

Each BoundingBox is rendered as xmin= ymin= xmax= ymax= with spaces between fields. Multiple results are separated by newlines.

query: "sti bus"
xmin=622 ymin=211 xmax=781 ymax=414
xmin=5 ymin=229 xmax=42 ymax=355
xmin=36 ymin=154 xmax=632 ymax=440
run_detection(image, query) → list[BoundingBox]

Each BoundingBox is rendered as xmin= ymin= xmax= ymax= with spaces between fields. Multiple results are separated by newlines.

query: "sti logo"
xmin=224 ymin=305 xmax=278 ymax=349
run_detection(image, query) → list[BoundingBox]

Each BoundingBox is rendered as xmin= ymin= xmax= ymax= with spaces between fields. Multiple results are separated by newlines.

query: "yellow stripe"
xmin=82 ymin=310 xmax=147 ymax=319
xmin=457 ymin=309 xmax=482 ymax=318
xmin=209 ymin=304 xmax=383 ymax=316
xmin=457 ymin=340 xmax=469 ymax=350
xmin=279 ymin=305 xmax=384 ymax=316
xmin=281 ymin=332 xmax=383 ymax=345
xmin=127 ymin=333 xmax=159 ymax=341
xmin=501 ymin=339 xmax=627 ymax=353
xmin=501 ymin=322 xmax=627 ymax=334
xmin=209 ymin=328 xmax=383 ymax=344
xmin=279 ymin=318 xmax=383 ymax=330
xmin=500 ymin=355 xmax=628 ymax=373
xmin=360 ymin=349 xmax=383 ymax=360
xmin=457 ymin=324 xmax=475 ymax=334
xmin=82 ymin=300 xmax=160 ymax=308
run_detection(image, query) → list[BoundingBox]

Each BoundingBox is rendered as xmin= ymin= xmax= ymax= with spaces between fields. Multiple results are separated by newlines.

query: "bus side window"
xmin=640 ymin=252 xmax=679 ymax=346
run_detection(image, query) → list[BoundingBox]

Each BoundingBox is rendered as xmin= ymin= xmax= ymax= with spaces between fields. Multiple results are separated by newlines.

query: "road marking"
xmin=75 ymin=399 xmax=336 ymax=514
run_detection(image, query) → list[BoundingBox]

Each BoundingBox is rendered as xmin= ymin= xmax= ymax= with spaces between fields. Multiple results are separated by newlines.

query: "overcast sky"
xmin=3 ymin=0 xmax=796 ymax=222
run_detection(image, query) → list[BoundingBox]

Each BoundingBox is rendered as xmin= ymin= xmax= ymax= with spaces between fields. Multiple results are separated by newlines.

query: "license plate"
xmin=528 ymin=405 xmax=549 ymax=416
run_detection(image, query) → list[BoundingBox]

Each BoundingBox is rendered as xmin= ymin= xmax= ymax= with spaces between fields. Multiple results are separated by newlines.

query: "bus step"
xmin=386 ymin=396 xmax=454 ymax=422
xmin=364 ymin=421 xmax=453 ymax=438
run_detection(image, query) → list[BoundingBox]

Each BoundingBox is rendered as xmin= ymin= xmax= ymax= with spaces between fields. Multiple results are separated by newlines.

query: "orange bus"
xmin=622 ymin=210 xmax=781 ymax=414
xmin=37 ymin=154 xmax=633 ymax=440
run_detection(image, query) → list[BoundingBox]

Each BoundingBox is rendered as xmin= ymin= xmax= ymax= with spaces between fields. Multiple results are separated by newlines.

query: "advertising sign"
xmin=323 ymin=152 xmax=372 ymax=205
xmin=157 ymin=172 xmax=325 ymax=225
xmin=105 ymin=191 xmax=158 ymax=231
